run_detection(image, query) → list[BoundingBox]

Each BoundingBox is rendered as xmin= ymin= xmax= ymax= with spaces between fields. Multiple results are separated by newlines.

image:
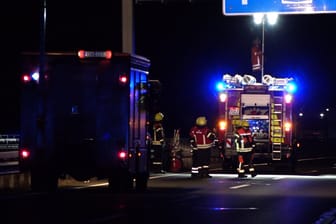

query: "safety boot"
xmin=205 ymin=174 xmax=212 ymax=178
xmin=238 ymin=173 xmax=247 ymax=178
xmin=191 ymin=173 xmax=200 ymax=179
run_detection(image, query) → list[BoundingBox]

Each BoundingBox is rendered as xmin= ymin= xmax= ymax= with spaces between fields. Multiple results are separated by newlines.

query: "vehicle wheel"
xmin=30 ymin=167 xmax=58 ymax=192
xmin=108 ymin=176 xmax=123 ymax=192
xmin=135 ymin=173 xmax=148 ymax=192
xmin=108 ymin=172 xmax=134 ymax=193
xmin=288 ymin=156 xmax=297 ymax=173
xmin=222 ymin=156 xmax=237 ymax=172
xmin=30 ymin=168 xmax=44 ymax=192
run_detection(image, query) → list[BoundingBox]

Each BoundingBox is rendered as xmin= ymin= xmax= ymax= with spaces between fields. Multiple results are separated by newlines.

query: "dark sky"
xmin=1 ymin=0 xmax=336 ymax=137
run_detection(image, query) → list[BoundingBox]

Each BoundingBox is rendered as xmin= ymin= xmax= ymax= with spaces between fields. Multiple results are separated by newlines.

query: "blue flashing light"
xmin=216 ymin=82 xmax=225 ymax=91
xmin=286 ymin=81 xmax=297 ymax=93
xmin=31 ymin=72 xmax=39 ymax=81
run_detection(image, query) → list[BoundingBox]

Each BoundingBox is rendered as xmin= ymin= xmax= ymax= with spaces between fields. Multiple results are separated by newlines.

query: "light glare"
xmin=266 ymin=13 xmax=278 ymax=25
xmin=32 ymin=72 xmax=39 ymax=81
xmin=253 ymin=13 xmax=263 ymax=24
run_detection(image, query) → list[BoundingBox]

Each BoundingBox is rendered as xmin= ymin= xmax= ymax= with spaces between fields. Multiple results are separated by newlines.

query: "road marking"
xmin=212 ymin=207 xmax=258 ymax=211
xmin=298 ymin=156 xmax=336 ymax=162
xmin=230 ymin=184 xmax=250 ymax=189
xmin=85 ymin=182 xmax=108 ymax=188
xmin=149 ymin=173 xmax=180 ymax=179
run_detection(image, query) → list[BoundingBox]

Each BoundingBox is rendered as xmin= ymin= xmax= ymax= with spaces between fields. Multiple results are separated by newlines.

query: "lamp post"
xmin=253 ymin=13 xmax=278 ymax=81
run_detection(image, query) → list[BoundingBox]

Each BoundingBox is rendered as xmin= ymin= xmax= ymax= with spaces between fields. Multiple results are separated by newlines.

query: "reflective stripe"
xmin=191 ymin=167 xmax=199 ymax=174
xmin=196 ymin=144 xmax=213 ymax=149
xmin=152 ymin=141 xmax=162 ymax=145
xmin=206 ymin=132 xmax=213 ymax=138
xmin=252 ymin=64 xmax=261 ymax=70
xmin=237 ymin=147 xmax=253 ymax=153
xmin=240 ymin=133 xmax=251 ymax=137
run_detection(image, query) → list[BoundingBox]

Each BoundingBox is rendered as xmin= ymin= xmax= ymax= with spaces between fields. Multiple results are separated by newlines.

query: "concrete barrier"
xmin=0 ymin=172 xmax=30 ymax=191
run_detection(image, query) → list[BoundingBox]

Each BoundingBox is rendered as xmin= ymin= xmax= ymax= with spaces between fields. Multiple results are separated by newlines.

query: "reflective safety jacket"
xmin=152 ymin=122 xmax=165 ymax=146
xmin=189 ymin=126 xmax=215 ymax=149
xmin=251 ymin=45 xmax=262 ymax=71
xmin=234 ymin=127 xmax=254 ymax=153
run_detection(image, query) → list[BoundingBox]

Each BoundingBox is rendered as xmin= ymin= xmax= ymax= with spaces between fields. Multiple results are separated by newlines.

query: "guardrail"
xmin=0 ymin=134 xmax=20 ymax=174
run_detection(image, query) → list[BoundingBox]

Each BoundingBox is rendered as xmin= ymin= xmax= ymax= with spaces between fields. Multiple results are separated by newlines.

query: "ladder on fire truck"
xmin=271 ymin=95 xmax=283 ymax=160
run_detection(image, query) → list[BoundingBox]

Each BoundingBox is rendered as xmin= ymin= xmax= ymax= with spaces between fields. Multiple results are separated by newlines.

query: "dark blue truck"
xmin=19 ymin=50 xmax=151 ymax=192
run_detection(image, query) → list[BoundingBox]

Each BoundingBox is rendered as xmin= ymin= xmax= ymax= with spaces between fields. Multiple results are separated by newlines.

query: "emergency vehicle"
xmin=19 ymin=50 xmax=152 ymax=192
xmin=215 ymin=74 xmax=298 ymax=171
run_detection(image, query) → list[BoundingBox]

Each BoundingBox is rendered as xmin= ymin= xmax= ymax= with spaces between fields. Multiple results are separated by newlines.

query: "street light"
xmin=253 ymin=13 xmax=278 ymax=79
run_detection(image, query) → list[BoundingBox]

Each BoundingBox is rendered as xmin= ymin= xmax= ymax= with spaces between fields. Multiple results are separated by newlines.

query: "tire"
xmin=135 ymin=173 xmax=148 ymax=192
xmin=30 ymin=167 xmax=58 ymax=192
xmin=222 ymin=155 xmax=238 ymax=172
xmin=108 ymin=171 xmax=134 ymax=193
xmin=272 ymin=159 xmax=296 ymax=174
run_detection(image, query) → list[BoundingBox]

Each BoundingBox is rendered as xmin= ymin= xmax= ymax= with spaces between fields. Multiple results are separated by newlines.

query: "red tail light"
xmin=104 ymin=50 xmax=112 ymax=59
xmin=22 ymin=74 xmax=31 ymax=83
xmin=78 ymin=50 xmax=112 ymax=59
xmin=119 ymin=74 xmax=128 ymax=84
xmin=20 ymin=148 xmax=30 ymax=159
xmin=118 ymin=151 xmax=127 ymax=159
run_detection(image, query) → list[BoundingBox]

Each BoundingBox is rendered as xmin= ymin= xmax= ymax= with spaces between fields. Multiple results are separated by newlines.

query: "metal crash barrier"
xmin=0 ymin=134 xmax=20 ymax=173
xmin=0 ymin=134 xmax=31 ymax=190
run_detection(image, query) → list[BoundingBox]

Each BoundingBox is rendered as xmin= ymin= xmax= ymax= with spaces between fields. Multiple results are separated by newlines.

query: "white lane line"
xmin=229 ymin=184 xmax=250 ymax=189
xmin=212 ymin=207 xmax=258 ymax=211
xmin=149 ymin=173 xmax=180 ymax=179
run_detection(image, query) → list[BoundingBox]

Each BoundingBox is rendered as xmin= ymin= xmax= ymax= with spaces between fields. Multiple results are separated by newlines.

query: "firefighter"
xmin=234 ymin=120 xmax=257 ymax=178
xmin=251 ymin=38 xmax=262 ymax=81
xmin=151 ymin=112 xmax=167 ymax=173
xmin=189 ymin=116 xmax=216 ymax=178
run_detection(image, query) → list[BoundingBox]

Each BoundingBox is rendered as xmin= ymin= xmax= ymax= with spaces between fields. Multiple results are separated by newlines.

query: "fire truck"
xmin=19 ymin=50 xmax=153 ymax=192
xmin=215 ymin=74 xmax=298 ymax=172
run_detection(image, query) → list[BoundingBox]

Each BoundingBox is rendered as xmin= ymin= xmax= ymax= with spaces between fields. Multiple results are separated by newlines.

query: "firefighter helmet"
xmin=154 ymin=112 xmax=164 ymax=122
xmin=233 ymin=120 xmax=243 ymax=128
xmin=196 ymin=116 xmax=207 ymax=126
xmin=242 ymin=120 xmax=249 ymax=127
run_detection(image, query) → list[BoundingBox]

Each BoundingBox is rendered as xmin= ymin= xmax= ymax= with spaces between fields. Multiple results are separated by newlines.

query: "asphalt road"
xmin=2 ymin=156 xmax=336 ymax=224
xmin=1 ymin=140 xmax=336 ymax=224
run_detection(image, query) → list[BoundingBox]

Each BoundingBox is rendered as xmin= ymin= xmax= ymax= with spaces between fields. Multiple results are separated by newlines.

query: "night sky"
xmin=1 ymin=0 xmax=336 ymax=137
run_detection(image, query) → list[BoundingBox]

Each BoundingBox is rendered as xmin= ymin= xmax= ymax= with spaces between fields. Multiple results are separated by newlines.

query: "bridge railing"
xmin=0 ymin=134 xmax=20 ymax=174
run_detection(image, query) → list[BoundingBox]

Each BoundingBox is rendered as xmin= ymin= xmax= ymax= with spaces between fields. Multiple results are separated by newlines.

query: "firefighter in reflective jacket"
xmin=234 ymin=120 xmax=257 ymax=178
xmin=251 ymin=38 xmax=262 ymax=81
xmin=151 ymin=112 xmax=167 ymax=173
xmin=189 ymin=116 xmax=216 ymax=178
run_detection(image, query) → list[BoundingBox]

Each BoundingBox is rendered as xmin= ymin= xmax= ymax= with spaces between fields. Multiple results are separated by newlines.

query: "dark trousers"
xmin=150 ymin=144 xmax=168 ymax=172
xmin=191 ymin=147 xmax=211 ymax=176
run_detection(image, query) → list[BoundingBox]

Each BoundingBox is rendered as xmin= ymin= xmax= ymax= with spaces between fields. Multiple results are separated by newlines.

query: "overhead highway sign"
xmin=223 ymin=0 xmax=336 ymax=15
